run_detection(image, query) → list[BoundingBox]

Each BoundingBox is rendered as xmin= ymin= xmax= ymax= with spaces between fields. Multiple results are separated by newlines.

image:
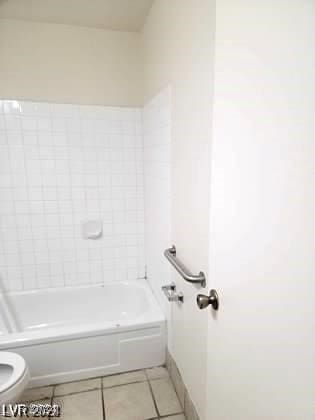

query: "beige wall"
xmin=142 ymin=1 xmax=215 ymax=419
xmin=0 ymin=19 xmax=143 ymax=106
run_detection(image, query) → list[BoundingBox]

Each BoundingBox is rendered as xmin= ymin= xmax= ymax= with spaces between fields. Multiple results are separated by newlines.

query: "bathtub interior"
xmin=3 ymin=281 xmax=162 ymax=333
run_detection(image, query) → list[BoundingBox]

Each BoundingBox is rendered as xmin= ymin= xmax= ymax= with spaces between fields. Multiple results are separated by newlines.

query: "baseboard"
xmin=166 ymin=348 xmax=200 ymax=420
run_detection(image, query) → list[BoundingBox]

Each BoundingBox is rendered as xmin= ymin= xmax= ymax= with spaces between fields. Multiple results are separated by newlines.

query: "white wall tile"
xmin=0 ymin=100 xmax=145 ymax=291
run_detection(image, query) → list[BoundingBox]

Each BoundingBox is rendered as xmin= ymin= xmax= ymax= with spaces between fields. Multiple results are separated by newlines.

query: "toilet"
xmin=0 ymin=352 xmax=29 ymax=404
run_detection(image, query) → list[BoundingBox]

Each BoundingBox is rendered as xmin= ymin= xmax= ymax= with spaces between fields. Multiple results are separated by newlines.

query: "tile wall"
xmin=0 ymin=100 xmax=145 ymax=291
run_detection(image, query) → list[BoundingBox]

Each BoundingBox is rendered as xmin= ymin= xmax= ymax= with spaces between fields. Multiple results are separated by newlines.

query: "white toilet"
xmin=0 ymin=352 xmax=30 ymax=404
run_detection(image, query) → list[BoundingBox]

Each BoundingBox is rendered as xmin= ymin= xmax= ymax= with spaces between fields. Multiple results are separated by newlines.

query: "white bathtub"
xmin=0 ymin=280 xmax=166 ymax=387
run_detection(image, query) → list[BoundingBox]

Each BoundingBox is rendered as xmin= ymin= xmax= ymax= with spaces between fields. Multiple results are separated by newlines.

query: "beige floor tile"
xmin=103 ymin=381 xmax=157 ymax=420
xmin=146 ymin=366 xmax=169 ymax=380
xmin=54 ymin=378 xmax=101 ymax=396
xmin=150 ymin=377 xmax=182 ymax=417
xmin=163 ymin=416 xmax=186 ymax=420
xmin=53 ymin=390 xmax=103 ymax=420
xmin=102 ymin=370 xmax=146 ymax=388
xmin=19 ymin=386 xmax=53 ymax=403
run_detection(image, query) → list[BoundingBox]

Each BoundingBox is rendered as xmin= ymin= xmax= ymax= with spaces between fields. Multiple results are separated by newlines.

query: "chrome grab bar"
xmin=162 ymin=283 xmax=184 ymax=303
xmin=164 ymin=245 xmax=206 ymax=287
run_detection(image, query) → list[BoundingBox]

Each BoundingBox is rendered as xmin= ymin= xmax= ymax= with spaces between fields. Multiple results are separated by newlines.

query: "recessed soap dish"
xmin=82 ymin=220 xmax=103 ymax=239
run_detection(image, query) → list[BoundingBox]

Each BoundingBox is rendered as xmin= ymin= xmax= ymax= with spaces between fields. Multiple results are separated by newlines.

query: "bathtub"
xmin=0 ymin=280 xmax=166 ymax=388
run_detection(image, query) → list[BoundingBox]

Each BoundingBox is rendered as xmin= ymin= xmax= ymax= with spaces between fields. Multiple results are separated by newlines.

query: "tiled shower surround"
xmin=0 ymin=100 xmax=145 ymax=291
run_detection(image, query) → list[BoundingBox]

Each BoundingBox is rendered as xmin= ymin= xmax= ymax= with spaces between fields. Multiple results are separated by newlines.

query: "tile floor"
xmin=19 ymin=367 xmax=186 ymax=420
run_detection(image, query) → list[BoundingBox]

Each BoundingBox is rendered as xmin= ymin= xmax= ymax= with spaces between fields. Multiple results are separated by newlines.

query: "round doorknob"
xmin=196 ymin=289 xmax=219 ymax=311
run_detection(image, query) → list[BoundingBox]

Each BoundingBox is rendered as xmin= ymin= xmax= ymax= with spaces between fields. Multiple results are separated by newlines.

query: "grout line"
xmin=49 ymin=386 xmax=56 ymax=420
xmin=53 ymin=378 xmax=149 ymax=398
xmin=102 ymin=367 xmax=145 ymax=378
xmin=51 ymin=385 xmax=56 ymax=404
xmin=147 ymin=375 xmax=170 ymax=383
xmin=53 ymin=387 xmax=101 ymax=398
xmin=33 ymin=368 xmax=146 ymax=392
xmin=145 ymin=369 xmax=161 ymax=418
xmin=103 ymin=378 xmax=147 ymax=390
xmin=34 ymin=373 xmax=150 ymax=400
xmin=101 ymin=388 xmax=106 ymax=420
xmin=32 ymin=375 xmax=101 ymax=389
xmin=159 ymin=413 xmax=184 ymax=419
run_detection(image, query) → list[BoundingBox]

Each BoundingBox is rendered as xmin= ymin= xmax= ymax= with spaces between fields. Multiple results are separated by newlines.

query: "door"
xmin=206 ymin=1 xmax=315 ymax=419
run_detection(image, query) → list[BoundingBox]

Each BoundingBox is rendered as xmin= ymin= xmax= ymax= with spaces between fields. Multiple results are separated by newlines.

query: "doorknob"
xmin=196 ymin=289 xmax=219 ymax=311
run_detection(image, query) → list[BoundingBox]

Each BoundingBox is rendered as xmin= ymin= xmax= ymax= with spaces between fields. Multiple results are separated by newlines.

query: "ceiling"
xmin=0 ymin=0 xmax=154 ymax=32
